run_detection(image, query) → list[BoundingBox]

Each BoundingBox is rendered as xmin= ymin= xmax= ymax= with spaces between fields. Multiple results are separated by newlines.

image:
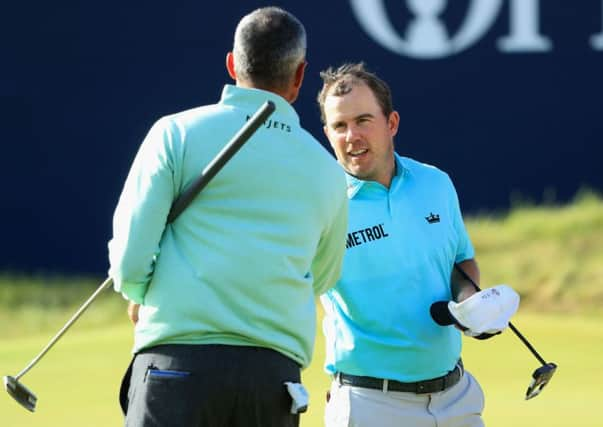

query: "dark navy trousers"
xmin=121 ymin=344 xmax=301 ymax=427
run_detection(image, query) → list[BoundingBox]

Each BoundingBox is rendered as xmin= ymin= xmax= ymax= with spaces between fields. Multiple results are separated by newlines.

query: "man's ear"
xmin=226 ymin=52 xmax=237 ymax=81
xmin=388 ymin=111 xmax=400 ymax=137
xmin=293 ymin=61 xmax=307 ymax=89
xmin=286 ymin=61 xmax=308 ymax=103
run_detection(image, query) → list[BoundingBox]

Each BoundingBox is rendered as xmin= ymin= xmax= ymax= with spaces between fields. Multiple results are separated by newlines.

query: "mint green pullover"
xmin=108 ymin=85 xmax=348 ymax=367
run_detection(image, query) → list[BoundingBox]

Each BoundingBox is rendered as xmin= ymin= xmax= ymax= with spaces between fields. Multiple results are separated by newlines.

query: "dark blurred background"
xmin=1 ymin=0 xmax=602 ymax=274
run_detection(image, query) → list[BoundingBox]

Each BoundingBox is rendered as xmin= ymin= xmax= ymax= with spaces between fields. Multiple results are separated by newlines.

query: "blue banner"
xmin=1 ymin=1 xmax=601 ymax=273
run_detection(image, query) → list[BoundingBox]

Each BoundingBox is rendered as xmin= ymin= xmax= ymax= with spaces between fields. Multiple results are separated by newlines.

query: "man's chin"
xmin=345 ymin=167 xmax=371 ymax=181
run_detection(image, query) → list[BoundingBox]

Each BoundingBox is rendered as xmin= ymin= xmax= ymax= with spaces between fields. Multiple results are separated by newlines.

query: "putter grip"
xmin=166 ymin=100 xmax=275 ymax=223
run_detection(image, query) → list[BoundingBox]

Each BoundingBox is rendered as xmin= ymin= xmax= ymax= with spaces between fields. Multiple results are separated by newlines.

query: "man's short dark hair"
xmin=233 ymin=7 xmax=306 ymax=89
xmin=317 ymin=63 xmax=394 ymax=124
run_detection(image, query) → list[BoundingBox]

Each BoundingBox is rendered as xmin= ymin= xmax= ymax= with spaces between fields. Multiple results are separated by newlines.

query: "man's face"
xmin=323 ymin=82 xmax=399 ymax=187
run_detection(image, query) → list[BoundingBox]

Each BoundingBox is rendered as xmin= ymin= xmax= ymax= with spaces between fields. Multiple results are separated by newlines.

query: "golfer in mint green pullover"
xmin=107 ymin=8 xmax=348 ymax=426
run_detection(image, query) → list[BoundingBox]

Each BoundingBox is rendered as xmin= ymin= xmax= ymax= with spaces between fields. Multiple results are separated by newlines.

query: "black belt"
xmin=337 ymin=362 xmax=463 ymax=394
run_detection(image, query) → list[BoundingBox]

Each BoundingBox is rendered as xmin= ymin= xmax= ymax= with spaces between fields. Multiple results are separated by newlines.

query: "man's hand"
xmin=128 ymin=302 xmax=140 ymax=325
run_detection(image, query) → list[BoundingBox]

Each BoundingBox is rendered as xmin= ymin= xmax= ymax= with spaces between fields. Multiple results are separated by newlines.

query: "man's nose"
xmin=345 ymin=125 xmax=360 ymax=142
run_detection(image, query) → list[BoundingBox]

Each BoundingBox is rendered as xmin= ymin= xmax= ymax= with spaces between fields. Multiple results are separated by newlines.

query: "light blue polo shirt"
xmin=321 ymin=153 xmax=474 ymax=382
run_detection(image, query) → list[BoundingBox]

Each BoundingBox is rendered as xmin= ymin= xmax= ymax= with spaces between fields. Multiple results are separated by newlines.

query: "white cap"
xmin=448 ymin=285 xmax=520 ymax=334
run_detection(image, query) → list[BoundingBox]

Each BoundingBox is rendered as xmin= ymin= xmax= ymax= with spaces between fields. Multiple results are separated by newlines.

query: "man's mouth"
xmin=349 ymin=148 xmax=368 ymax=157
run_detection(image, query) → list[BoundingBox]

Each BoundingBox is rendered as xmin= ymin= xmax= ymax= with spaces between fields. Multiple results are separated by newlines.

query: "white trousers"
xmin=324 ymin=371 xmax=485 ymax=427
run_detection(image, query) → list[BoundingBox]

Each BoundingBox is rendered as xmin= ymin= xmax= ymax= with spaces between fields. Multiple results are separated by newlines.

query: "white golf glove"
xmin=448 ymin=284 xmax=520 ymax=337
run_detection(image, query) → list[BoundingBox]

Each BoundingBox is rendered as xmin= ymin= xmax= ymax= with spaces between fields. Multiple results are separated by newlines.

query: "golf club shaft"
xmin=15 ymin=100 xmax=276 ymax=381
xmin=15 ymin=277 xmax=114 ymax=380
xmin=453 ymin=264 xmax=549 ymax=365
xmin=507 ymin=323 xmax=547 ymax=365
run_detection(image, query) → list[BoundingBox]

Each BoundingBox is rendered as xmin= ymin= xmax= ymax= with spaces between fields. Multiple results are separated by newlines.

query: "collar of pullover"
xmin=219 ymin=84 xmax=300 ymax=125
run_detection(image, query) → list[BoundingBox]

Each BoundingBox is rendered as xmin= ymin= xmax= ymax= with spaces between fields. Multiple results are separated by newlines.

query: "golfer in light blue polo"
xmin=317 ymin=63 xmax=500 ymax=427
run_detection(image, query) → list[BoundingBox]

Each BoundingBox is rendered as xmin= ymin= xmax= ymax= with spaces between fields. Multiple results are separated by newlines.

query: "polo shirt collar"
xmin=345 ymin=153 xmax=408 ymax=199
xmin=219 ymin=84 xmax=300 ymax=125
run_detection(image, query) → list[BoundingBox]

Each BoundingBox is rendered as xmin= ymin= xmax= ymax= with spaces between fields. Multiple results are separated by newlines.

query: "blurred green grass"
xmin=1 ymin=311 xmax=601 ymax=427
xmin=0 ymin=275 xmax=126 ymax=339
xmin=468 ymin=189 xmax=603 ymax=313
xmin=1 ymin=192 xmax=602 ymax=426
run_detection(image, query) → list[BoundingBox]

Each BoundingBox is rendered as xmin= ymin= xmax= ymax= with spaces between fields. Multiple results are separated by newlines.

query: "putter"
xmin=4 ymin=376 xmax=37 ymax=413
xmin=4 ymin=100 xmax=276 ymax=412
xmin=454 ymin=264 xmax=557 ymax=400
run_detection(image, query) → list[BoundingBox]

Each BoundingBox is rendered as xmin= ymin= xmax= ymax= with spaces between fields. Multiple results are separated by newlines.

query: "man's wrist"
xmin=127 ymin=302 xmax=140 ymax=324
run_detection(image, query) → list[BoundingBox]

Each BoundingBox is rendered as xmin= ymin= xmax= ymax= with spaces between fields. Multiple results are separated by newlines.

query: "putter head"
xmin=4 ymin=375 xmax=37 ymax=412
xmin=525 ymin=363 xmax=557 ymax=400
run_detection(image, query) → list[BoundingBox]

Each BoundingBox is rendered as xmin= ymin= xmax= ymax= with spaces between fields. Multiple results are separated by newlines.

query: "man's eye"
xmin=333 ymin=123 xmax=346 ymax=131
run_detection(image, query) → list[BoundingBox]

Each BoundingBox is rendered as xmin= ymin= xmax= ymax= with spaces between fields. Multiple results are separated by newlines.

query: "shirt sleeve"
xmin=108 ymin=118 xmax=179 ymax=303
xmin=311 ymin=181 xmax=349 ymax=296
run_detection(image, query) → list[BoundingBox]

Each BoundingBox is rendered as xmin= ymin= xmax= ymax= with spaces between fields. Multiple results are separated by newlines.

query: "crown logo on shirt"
xmin=425 ymin=212 xmax=440 ymax=224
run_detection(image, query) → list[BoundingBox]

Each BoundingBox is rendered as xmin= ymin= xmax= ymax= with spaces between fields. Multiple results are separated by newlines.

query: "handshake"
xmin=431 ymin=285 xmax=520 ymax=339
